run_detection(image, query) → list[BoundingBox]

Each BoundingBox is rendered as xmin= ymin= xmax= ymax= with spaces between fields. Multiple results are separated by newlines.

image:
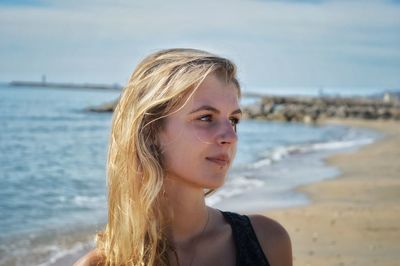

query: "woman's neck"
xmin=163 ymin=177 xmax=210 ymax=244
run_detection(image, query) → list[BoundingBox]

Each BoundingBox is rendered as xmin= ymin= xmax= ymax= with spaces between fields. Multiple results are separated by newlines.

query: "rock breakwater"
xmin=87 ymin=93 xmax=400 ymax=123
xmin=243 ymin=96 xmax=400 ymax=123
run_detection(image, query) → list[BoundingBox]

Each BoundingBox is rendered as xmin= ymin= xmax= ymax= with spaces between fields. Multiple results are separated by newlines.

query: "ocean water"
xmin=0 ymin=84 xmax=381 ymax=265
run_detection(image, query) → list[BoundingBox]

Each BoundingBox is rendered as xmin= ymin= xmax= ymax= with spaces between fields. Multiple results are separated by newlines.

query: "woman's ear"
xmin=157 ymin=124 xmax=167 ymax=151
xmin=151 ymin=126 xmax=165 ymax=163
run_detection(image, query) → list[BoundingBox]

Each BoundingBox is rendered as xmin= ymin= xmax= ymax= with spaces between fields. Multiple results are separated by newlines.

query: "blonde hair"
xmin=96 ymin=48 xmax=240 ymax=265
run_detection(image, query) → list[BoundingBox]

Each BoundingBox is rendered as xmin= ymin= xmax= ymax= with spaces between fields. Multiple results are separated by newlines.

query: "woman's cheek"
xmin=190 ymin=124 xmax=218 ymax=143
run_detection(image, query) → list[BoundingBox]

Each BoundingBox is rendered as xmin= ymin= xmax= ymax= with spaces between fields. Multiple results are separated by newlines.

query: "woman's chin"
xmin=202 ymin=178 xmax=226 ymax=190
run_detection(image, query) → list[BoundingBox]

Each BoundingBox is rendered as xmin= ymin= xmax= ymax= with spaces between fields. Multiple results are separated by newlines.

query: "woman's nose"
xmin=216 ymin=120 xmax=238 ymax=145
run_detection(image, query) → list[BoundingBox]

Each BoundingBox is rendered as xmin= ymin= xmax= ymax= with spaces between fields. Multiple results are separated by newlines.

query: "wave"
xmin=206 ymin=176 xmax=264 ymax=206
xmin=37 ymin=241 xmax=93 ymax=266
xmin=72 ymin=195 xmax=105 ymax=208
xmin=251 ymin=137 xmax=376 ymax=169
xmin=0 ymin=226 xmax=97 ymax=266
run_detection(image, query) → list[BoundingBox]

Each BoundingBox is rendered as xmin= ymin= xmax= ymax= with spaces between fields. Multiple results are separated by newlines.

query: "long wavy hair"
xmin=96 ymin=48 xmax=240 ymax=265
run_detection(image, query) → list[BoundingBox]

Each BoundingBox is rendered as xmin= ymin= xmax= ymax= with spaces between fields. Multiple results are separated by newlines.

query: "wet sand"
xmin=264 ymin=119 xmax=400 ymax=266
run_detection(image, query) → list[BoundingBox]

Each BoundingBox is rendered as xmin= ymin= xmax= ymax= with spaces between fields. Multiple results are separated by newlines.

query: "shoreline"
xmin=264 ymin=118 xmax=400 ymax=266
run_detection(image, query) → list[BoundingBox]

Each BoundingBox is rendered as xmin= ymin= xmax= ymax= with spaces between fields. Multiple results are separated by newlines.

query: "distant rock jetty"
xmin=9 ymin=81 xmax=122 ymax=91
xmin=87 ymin=92 xmax=400 ymax=122
xmin=85 ymin=98 xmax=120 ymax=112
xmin=243 ymin=95 xmax=400 ymax=123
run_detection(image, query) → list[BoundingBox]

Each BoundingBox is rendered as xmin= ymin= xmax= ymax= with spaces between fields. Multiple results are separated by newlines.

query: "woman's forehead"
xmin=184 ymin=76 xmax=240 ymax=112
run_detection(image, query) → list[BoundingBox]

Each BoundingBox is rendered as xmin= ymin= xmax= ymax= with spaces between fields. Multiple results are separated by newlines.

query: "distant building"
xmin=383 ymin=92 xmax=398 ymax=103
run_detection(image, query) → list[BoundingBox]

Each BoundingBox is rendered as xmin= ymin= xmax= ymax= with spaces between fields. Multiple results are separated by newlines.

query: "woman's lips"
xmin=206 ymin=155 xmax=230 ymax=167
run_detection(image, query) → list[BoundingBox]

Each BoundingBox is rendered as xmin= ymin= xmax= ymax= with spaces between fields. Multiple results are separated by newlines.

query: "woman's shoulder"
xmin=248 ymin=214 xmax=292 ymax=266
xmin=74 ymin=249 xmax=104 ymax=266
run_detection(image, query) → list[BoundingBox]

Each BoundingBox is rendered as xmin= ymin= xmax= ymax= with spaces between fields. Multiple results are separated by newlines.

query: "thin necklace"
xmin=172 ymin=208 xmax=210 ymax=266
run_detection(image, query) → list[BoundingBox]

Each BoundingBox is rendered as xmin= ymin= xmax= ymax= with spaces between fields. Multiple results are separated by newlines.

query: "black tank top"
xmin=221 ymin=211 xmax=270 ymax=266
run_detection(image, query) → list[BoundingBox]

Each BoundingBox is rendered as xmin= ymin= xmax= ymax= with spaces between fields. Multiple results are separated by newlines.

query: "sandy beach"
xmin=265 ymin=119 xmax=400 ymax=266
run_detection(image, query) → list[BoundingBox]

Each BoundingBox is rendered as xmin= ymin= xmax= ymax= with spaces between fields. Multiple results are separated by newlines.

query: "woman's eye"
xmin=230 ymin=117 xmax=240 ymax=126
xmin=198 ymin=115 xmax=212 ymax=122
xmin=230 ymin=117 xmax=240 ymax=132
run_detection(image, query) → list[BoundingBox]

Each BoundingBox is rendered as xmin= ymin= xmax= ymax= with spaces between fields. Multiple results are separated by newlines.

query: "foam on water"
xmin=251 ymin=136 xmax=376 ymax=169
xmin=206 ymin=176 xmax=265 ymax=206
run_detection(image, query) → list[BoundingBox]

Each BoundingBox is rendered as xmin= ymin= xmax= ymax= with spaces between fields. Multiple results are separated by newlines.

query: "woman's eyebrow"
xmin=232 ymin=109 xmax=242 ymax=115
xmin=189 ymin=105 xmax=242 ymax=115
xmin=189 ymin=105 xmax=219 ymax=114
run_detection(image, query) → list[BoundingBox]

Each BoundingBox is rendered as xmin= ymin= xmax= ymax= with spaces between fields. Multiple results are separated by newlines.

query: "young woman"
xmin=75 ymin=48 xmax=292 ymax=266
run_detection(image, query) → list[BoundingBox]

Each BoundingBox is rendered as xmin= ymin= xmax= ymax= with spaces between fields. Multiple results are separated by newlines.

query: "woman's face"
xmin=159 ymin=73 xmax=241 ymax=189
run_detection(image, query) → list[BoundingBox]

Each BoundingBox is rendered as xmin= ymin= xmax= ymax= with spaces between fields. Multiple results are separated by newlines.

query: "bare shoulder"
xmin=74 ymin=249 xmax=104 ymax=266
xmin=248 ymin=214 xmax=292 ymax=266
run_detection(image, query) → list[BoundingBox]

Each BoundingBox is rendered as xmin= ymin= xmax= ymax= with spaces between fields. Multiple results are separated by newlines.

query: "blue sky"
xmin=1 ymin=0 xmax=399 ymax=95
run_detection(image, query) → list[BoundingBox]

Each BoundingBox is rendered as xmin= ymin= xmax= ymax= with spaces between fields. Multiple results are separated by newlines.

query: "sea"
xmin=0 ymin=84 xmax=382 ymax=265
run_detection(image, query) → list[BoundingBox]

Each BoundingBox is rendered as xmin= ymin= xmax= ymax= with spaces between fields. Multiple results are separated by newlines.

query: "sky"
xmin=1 ymin=0 xmax=399 ymax=95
